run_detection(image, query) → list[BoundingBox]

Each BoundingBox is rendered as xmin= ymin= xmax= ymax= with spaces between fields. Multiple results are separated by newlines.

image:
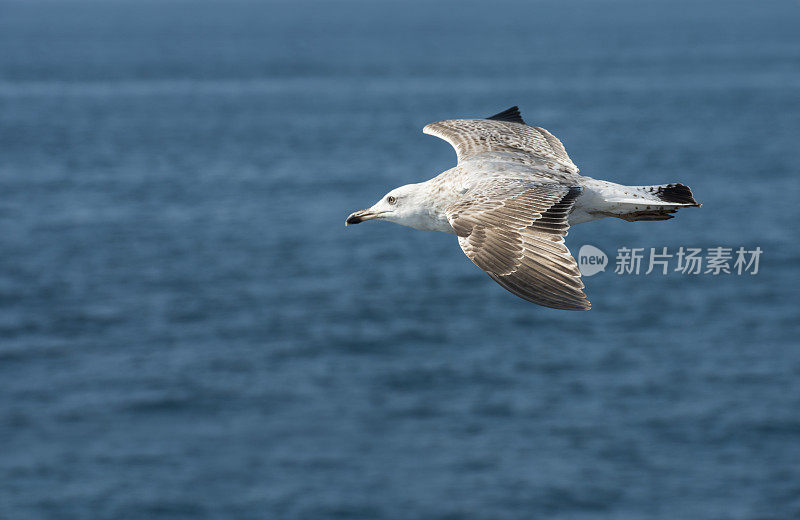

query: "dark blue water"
xmin=1 ymin=0 xmax=799 ymax=518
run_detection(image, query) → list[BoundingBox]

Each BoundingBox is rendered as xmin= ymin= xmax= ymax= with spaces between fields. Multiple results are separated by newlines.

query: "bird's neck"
xmin=401 ymin=180 xmax=457 ymax=234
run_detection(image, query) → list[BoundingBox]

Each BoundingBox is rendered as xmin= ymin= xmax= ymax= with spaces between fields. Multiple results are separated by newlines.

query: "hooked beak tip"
xmin=346 ymin=208 xmax=389 ymax=226
xmin=345 ymin=213 xmax=363 ymax=226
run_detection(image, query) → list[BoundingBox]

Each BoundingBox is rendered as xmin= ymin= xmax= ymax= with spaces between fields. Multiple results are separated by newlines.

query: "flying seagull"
xmin=346 ymin=107 xmax=699 ymax=310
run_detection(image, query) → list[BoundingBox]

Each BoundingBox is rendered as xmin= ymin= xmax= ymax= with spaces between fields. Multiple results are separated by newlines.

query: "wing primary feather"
xmin=423 ymin=114 xmax=579 ymax=171
xmin=486 ymin=106 xmax=525 ymax=125
xmin=447 ymin=181 xmax=590 ymax=310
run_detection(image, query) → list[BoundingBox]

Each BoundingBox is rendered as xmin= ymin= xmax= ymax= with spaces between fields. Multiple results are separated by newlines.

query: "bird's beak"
xmin=345 ymin=209 xmax=388 ymax=226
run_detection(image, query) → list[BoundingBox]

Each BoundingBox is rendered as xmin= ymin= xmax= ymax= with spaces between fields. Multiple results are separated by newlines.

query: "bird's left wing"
xmin=446 ymin=179 xmax=590 ymax=310
xmin=423 ymin=106 xmax=579 ymax=173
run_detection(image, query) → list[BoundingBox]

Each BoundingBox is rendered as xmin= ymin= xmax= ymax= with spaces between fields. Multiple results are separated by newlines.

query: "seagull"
xmin=346 ymin=107 xmax=699 ymax=310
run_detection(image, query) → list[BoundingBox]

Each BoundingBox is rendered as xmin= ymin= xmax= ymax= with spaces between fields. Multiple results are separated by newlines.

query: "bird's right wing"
xmin=446 ymin=179 xmax=590 ymax=310
xmin=423 ymin=106 xmax=579 ymax=173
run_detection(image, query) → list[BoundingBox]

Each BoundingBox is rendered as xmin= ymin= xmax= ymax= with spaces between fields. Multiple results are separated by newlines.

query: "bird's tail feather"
xmin=615 ymin=183 xmax=700 ymax=221
xmin=650 ymin=183 xmax=699 ymax=206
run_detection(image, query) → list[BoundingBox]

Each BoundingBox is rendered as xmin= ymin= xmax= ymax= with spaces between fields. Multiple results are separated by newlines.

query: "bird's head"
xmin=346 ymin=183 xmax=432 ymax=229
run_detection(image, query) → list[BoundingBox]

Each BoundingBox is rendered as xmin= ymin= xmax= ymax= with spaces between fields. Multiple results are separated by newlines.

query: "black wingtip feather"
xmin=486 ymin=106 xmax=525 ymax=125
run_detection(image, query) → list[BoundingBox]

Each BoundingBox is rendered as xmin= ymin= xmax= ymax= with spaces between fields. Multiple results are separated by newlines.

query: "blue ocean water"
xmin=1 ymin=0 xmax=799 ymax=518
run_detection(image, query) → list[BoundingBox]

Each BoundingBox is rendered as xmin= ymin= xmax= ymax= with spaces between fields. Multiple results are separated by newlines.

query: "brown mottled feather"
xmin=447 ymin=180 xmax=590 ymax=311
xmin=423 ymin=119 xmax=579 ymax=173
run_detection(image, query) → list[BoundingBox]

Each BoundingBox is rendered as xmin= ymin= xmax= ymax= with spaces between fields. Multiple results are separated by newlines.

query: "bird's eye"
xmin=387 ymin=196 xmax=397 ymax=204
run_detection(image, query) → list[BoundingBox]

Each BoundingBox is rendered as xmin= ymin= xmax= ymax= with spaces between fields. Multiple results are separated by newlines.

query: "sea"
xmin=1 ymin=0 xmax=799 ymax=518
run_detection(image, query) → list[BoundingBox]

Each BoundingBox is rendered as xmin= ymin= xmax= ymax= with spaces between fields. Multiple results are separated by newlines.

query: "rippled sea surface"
xmin=1 ymin=1 xmax=799 ymax=518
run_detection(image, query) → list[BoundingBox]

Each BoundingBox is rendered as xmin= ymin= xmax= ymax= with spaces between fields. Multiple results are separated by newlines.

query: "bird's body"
xmin=346 ymin=107 xmax=699 ymax=310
